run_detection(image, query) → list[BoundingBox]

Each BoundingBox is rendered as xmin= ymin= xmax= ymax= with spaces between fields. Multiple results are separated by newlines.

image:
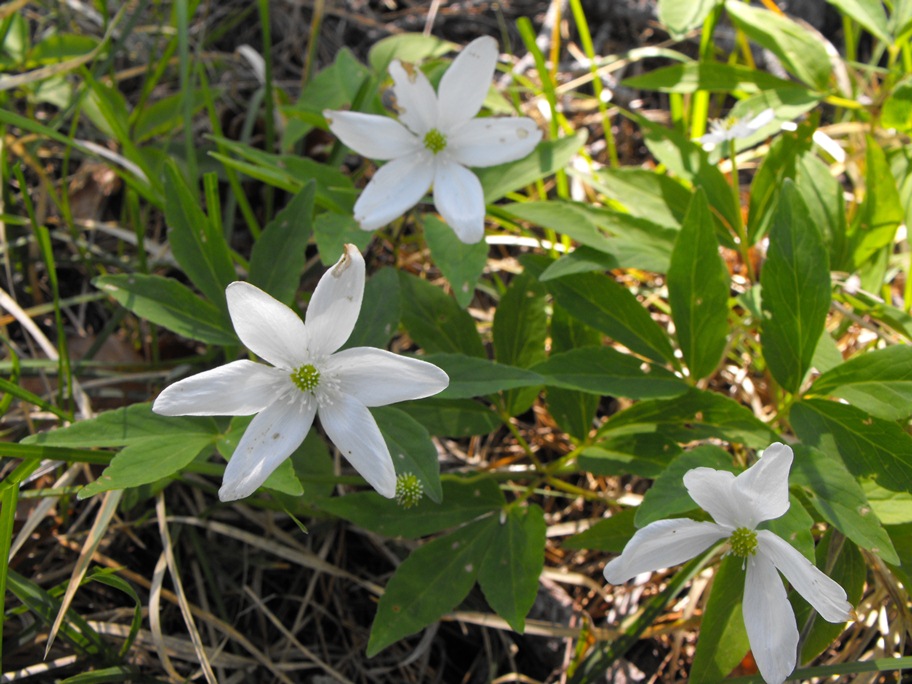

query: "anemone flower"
xmin=324 ymin=35 xmax=542 ymax=243
xmin=603 ymin=443 xmax=852 ymax=684
xmin=152 ymin=244 xmax=449 ymax=501
xmin=699 ymin=108 xmax=776 ymax=147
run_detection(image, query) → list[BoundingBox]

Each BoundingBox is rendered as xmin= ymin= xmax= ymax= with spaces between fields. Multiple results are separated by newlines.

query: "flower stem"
xmin=728 ymin=142 xmax=755 ymax=282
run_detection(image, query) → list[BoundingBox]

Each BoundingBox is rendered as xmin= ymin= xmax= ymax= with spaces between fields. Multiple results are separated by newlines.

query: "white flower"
xmin=324 ymin=36 xmax=542 ymax=244
xmin=152 ymin=244 xmax=449 ymax=502
xmin=603 ymin=443 xmax=851 ymax=684
xmin=699 ymin=108 xmax=776 ymax=147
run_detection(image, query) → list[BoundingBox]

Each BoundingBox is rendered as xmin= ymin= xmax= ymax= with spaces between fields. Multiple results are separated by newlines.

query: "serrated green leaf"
xmin=426 ymin=353 xmax=543 ymax=399
xmin=658 ymin=0 xmax=720 ymax=38
xmin=532 ymin=347 xmax=687 ymax=399
xmin=725 ymin=2 xmax=833 ymax=90
xmin=636 ymin=445 xmax=734 ymax=527
xmin=690 ymin=555 xmax=749 ymax=684
xmin=667 ymin=189 xmax=730 ymax=380
xmin=367 ymin=516 xmax=497 ymax=656
xmin=564 ymin=508 xmax=637 ymax=552
xmin=249 ymin=183 xmax=315 ymax=306
xmin=478 ymin=505 xmax=546 ymax=632
xmin=398 ymin=272 xmax=485 ymax=357
xmin=791 ymin=446 xmax=898 ymax=565
xmin=93 ymin=274 xmax=235 ymax=345
xmin=623 ymin=60 xmax=798 ymax=94
xmin=423 ymin=215 xmax=487 ymax=308
xmin=396 ymin=398 xmax=501 ymax=437
xmin=546 ymin=271 xmax=677 ymax=365
xmin=343 ymin=267 xmax=401 ymax=349
xmin=580 ymin=433 xmax=683 ymax=478
xmin=791 ymin=398 xmax=912 ymax=492
xmin=318 ymin=476 xmax=504 ymax=539
xmin=374 ymin=406 xmax=442 ymax=503
xmin=809 ymin=345 xmax=912 ymax=420
xmin=760 ymin=181 xmax=830 ymax=393
xmin=601 ymin=389 xmax=778 ymax=449
xmin=476 ymin=132 xmax=586 ymax=202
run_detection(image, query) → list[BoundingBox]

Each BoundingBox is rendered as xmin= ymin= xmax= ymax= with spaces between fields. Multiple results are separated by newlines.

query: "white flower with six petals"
xmin=324 ymin=36 xmax=542 ymax=243
xmin=603 ymin=443 xmax=851 ymax=684
xmin=699 ymin=107 xmax=776 ymax=148
xmin=152 ymin=244 xmax=449 ymax=501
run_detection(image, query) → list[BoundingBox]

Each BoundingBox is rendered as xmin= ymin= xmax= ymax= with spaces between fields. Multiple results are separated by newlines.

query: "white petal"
xmin=389 ymin=60 xmax=438 ymax=135
xmin=683 ymin=467 xmax=743 ymax=529
xmin=433 ymin=158 xmax=486 ymax=243
xmin=305 ymin=244 xmax=365 ymax=357
xmin=218 ymin=400 xmax=315 ymax=501
xmin=602 ymin=519 xmax=727 ymax=584
xmin=319 ymin=393 xmax=396 ymax=498
xmin=327 ymin=347 xmax=449 ymax=406
xmin=354 ymin=151 xmax=434 ymax=231
xmin=734 ymin=442 xmax=793 ymax=527
xmin=153 ymin=361 xmax=288 ymax=416
xmin=227 ymin=282 xmax=307 ymax=369
xmin=324 ymin=110 xmax=422 ymax=160
xmin=746 ymin=108 xmax=776 ymax=131
xmin=757 ymin=531 xmax=852 ymax=623
xmin=743 ymin=553 xmax=798 ymax=684
xmin=448 ymin=117 xmax=542 ymax=168
xmin=436 ymin=36 xmax=499 ymax=132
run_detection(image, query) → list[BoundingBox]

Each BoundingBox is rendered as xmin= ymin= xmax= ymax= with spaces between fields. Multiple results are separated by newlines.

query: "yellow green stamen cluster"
xmin=290 ymin=364 xmax=320 ymax=393
xmin=729 ymin=527 xmax=759 ymax=558
xmin=395 ymin=473 xmax=423 ymax=508
xmin=423 ymin=128 xmax=447 ymax=154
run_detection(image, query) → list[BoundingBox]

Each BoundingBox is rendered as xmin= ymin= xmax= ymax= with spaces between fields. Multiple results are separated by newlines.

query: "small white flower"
xmin=603 ymin=443 xmax=851 ymax=684
xmin=324 ymin=36 xmax=542 ymax=244
xmin=699 ymin=108 xmax=776 ymax=148
xmin=152 ymin=244 xmax=449 ymax=502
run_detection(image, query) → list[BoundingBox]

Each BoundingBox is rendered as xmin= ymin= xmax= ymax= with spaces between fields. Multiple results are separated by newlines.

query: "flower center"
xmin=290 ymin=364 xmax=320 ymax=393
xmin=395 ymin=473 xmax=424 ymax=508
xmin=729 ymin=527 xmax=758 ymax=558
xmin=423 ymin=128 xmax=447 ymax=154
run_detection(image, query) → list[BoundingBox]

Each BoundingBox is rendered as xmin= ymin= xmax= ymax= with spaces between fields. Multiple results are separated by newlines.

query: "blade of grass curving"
xmin=45 ymin=489 xmax=124 ymax=657
xmin=88 ymin=570 xmax=144 ymax=658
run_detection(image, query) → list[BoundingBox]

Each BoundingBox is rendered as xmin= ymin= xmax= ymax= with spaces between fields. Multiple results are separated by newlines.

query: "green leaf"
xmin=580 ymin=433 xmax=683 ymax=478
xmin=476 ymin=132 xmax=586 ymax=202
xmin=690 ymin=555 xmax=749 ymax=684
xmin=546 ymin=270 xmax=677 ymax=365
xmin=367 ymin=33 xmax=457 ymax=72
xmin=623 ymin=60 xmax=799 ymax=94
xmin=882 ymin=78 xmax=912 ymax=132
xmin=344 ymin=267 xmax=401 ymax=350
xmin=658 ymin=0 xmax=720 ymax=38
xmin=826 ymin=0 xmax=891 ymax=43
xmin=848 ymin=137 xmax=904 ymax=269
xmin=860 ymin=479 xmax=912 ymax=525
xmin=746 ymin=126 xmax=811 ymax=242
xmin=249 ymin=183 xmax=315 ymax=306
xmin=368 ymin=515 xmax=497 ymax=656
xmin=602 ymin=388 xmax=778 ymax=449
xmin=796 ymin=151 xmax=848 ymax=268
xmin=765 ymin=493 xmax=816 ymax=561
xmin=809 ymin=345 xmax=912 ymax=420
xmin=791 ymin=398 xmax=912 ymax=492
xmin=760 ymin=181 xmax=830 ymax=393
xmin=163 ymin=162 xmax=235 ymax=310
xmin=532 ymin=347 xmax=687 ymax=399
xmin=373 ymin=406 xmax=442 ymax=503
xmin=426 ymin=353 xmax=544 ymax=399
xmin=398 ymin=272 xmax=485 ymax=357
xmin=25 ymin=33 xmax=99 ymax=67
xmin=546 ymin=305 xmax=601 ymax=440
xmin=590 ymin=168 xmax=690 ymax=229
xmin=93 ymin=274 xmax=235 ymax=346
xmin=564 ymin=508 xmax=637 ymax=552
xmin=397 ymin=398 xmax=501 ymax=437
xmin=503 ymin=200 xmax=614 ymax=253
xmin=667 ymin=189 xmax=730 ymax=381
xmin=318 ymin=476 xmax=504 ymax=539
xmin=132 ymin=90 xmax=207 ymax=143
xmin=725 ymin=1 xmax=833 ymax=90
xmin=636 ymin=445 xmax=734 ymax=527
xmin=313 ymin=212 xmax=374 ymax=266
xmin=791 ymin=445 xmax=898 ymax=565
xmin=423 ymin=215 xmax=488 ymax=308
xmin=478 ymin=505 xmax=546 ymax=632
